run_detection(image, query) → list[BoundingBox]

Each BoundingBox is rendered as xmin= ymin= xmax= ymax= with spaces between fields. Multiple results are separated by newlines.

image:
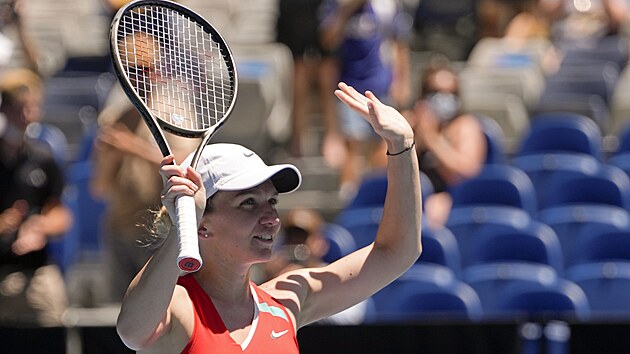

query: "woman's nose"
xmin=260 ymin=207 xmax=280 ymax=226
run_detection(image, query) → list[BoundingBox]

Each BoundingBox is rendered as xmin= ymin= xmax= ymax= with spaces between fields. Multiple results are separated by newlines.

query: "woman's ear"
xmin=198 ymin=224 xmax=209 ymax=238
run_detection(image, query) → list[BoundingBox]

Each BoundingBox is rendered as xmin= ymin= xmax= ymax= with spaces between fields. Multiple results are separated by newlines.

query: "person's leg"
xmin=335 ymin=100 xmax=379 ymax=201
xmin=290 ymin=56 xmax=309 ymax=157
xmin=319 ymin=56 xmax=346 ymax=167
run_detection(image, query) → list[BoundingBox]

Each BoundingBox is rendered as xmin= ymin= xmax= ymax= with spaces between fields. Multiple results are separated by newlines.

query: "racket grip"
xmin=175 ymin=195 xmax=203 ymax=272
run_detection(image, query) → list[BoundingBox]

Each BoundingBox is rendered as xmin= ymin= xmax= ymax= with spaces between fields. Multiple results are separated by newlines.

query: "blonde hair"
xmin=140 ymin=196 xmax=215 ymax=249
xmin=139 ymin=206 xmax=173 ymax=249
xmin=0 ymin=68 xmax=42 ymax=107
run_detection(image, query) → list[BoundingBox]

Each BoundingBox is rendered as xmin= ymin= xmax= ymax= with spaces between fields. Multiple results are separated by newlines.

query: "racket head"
xmin=110 ymin=0 xmax=238 ymax=141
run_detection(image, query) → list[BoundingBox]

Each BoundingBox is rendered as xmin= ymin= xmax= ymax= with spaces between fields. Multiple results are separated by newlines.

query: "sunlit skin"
xmin=199 ymin=181 xmax=281 ymax=268
xmin=116 ymin=83 xmax=422 ymax=353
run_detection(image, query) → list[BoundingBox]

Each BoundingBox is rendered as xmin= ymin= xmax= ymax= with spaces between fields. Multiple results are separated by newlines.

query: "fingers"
xmin=335 ymin=82 xmax=371 ymax=116
xmin=160 ymin=155 xmax=200 ymax=198
xmin=159 ymin=155 xmax=178 ymax=184
xmin=185 ymin=166 xmax=204 ymax=190
xmin=365 ymin=90 xmax=382 ymax=105
xmin=338 ymin=82 xmax=369 ymax=105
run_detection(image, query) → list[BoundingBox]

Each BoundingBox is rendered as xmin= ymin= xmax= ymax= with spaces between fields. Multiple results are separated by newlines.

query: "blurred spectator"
xmin=90 ymin=84 xmax=197 ymax=303
xmin=403 ymin=58 xmax=486 ymax=226
xmin=0 ymin=0 xmax=39 ymax=74
xmin=0 ymin=68 xmax=72 ymax=326
xmin=503 ymin=0 xmax=553 ymax=40
xmin=276 ymin=0 xmax=340 ymax=159
xmin=476 ymin=0 xmax=531 ymax=38
xmin=258 ymin=208 xmax=329 ymax=281
xmin=257 ymin=208 xmax=368 ymax=325
xmin=541 ymin=0 xmax=630 ymax=43
xmin=320 ymin=0 xmax=412 ymax=200
xmin=502 ymin=0 xmax=630 ymax=44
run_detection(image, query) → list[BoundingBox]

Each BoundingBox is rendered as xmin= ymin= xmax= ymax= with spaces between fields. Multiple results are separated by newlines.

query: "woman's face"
xmin=425 ymin=69 xmax=458 ymax=95
xmin=201 ymin=180 xmax=281 ymax=264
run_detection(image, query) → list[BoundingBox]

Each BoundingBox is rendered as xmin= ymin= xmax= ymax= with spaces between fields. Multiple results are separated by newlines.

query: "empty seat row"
xmin=362 ymin=259 xmax=630 ymax=324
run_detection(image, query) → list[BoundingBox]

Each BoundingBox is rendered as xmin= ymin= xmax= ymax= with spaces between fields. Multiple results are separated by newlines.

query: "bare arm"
xmin=263 ymin=82 xmax=422 ymax=327
xmin=603 ymin=0 xmax=630 ymax=33
xmin=10 ymin=200 xmax=73 ymax=256
xmin=389 ymin=40 xmax=411 ymax=109
xmin=116 ymin=225 xmax=182 ymax=350
xmin=320 ymin=0 xmax=368 ymax=51
xmin=416 ymin=108 xmax=486 ymax=185
xmin=116 ymin=156 xmax=204 ymax=351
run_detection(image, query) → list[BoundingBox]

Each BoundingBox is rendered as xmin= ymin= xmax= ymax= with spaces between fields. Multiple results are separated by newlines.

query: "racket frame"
xmin=109 ymin=0 xmax=239 ymax=271
xmin=110 ymin=0 xmax=239 ymax=167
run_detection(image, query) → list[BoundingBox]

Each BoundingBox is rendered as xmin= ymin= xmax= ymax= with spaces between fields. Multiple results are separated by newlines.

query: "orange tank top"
xmin=177 ymin=275 xmax=300 ymax=353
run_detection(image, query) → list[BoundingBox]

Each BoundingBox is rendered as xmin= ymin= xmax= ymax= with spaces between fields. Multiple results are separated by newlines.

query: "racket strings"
xmin=117 ymin=5 xmax=235 ymax=132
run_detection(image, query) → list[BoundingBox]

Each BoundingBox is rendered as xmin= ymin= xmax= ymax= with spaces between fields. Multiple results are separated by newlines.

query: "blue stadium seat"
xmin=347 ymin=170 xmax=433 ymax=209
xmin=541 ymin=163 xmax=630 ymax=211
xmin=608 ymin=123 xmax=630 ymax=179
xmin=371 ymin=264 xmax=483 ymax=323
xmin=463 ymin=262 xmax=559 ymax=317
xmin=613 ymin=122 xmax=630 ymax=154
xmin=493 ymin=279 xmax=591 ymax=321
xmin=321 ymin=222 xmax=357 ymax=263
xmin=542 ymin=72 xmax=618 ymax=102
xmin=48 ymin=160 xmax=106 ymax=272
xmin=414 ymin=0 xmax=474 ymax=26
xmin=475 ymin=221 xmax=563 ymax=272
xmin=512 ymin=153 xmax=604 ymax=210
xmin=565 ymin=261 xmax=630 ymax=317
xmin=25 ymin=122 xmax=70 ymax=165
xmin=346 ymin=172 xmax=388 ymax=209
xmin=417 ymin=223 xmax=461 ymax=276
xmin=449 ymin=164 xmax=538 ymax=216
xmin=570 ymin=223 xmax=630 ymax=266
xmin=447 ymin=206 xmax=531 ymax=259
xmin=537 ymin=204 xmax=630 ymax=269
xmin=335 ymin=206 xmax=382 ymax=249
xmin=534 ymin=93 xmax=609 ymax=132
xmin=476 ymin=114 xmax=506 ymax=164
xmin=555 ymin=58 xmax=619 ymax=84
xmin=607 ymin=154 xmax=630 ymax=181
xmin=516 ymin=112 xmax=603 ymax=160
xmin=447 ymin=212 xmax=563 ymax=272
xmin=558 ymin=35 xmax=629 ymax=71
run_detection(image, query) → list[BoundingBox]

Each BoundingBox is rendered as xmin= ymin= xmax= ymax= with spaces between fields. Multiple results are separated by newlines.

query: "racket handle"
xmin=175 ymin=195 xmax=203 ymax=272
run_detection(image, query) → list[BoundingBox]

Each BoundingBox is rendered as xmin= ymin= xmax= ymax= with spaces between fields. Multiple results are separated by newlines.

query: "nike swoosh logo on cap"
xmin=270 ymin=329 xmax=289 ymax=339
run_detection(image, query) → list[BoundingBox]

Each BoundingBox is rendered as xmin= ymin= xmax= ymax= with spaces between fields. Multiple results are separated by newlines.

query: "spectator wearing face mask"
xmin=403 ymin=60 xmax=487 ymax=226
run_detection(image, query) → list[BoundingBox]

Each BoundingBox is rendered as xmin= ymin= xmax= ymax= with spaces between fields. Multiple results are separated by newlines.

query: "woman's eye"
xmin=241 ymin=198 xmax=257 ymax=206
xmin=269 ymin=198 xmax=279 ymax=206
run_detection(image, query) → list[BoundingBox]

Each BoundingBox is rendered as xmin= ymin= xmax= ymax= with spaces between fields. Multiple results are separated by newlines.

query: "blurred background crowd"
xmin=3 ymin=0 xmax=630 ymax=352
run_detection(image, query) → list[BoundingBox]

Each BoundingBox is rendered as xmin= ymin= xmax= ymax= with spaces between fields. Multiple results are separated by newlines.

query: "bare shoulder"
xmin=446 ymin=114 xmax=485 ymax=139
xmin=259 ymin=269 xmax=313 ymax=326
xmin=453 ymin=114 xmax=483 ymax=130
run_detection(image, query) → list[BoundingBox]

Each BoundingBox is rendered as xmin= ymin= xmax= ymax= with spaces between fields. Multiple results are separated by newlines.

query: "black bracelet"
xmin=386 ymin=141 xmax=415 ymax=156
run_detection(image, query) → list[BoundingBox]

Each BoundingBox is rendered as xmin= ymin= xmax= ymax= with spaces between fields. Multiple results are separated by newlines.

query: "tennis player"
xmin=116 ymin=82 xmax=422 ymax=353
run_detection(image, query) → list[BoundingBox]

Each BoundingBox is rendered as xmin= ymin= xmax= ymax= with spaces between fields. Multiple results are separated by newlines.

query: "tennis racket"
xmin=110 ymin=0 xmax=238 ymax=273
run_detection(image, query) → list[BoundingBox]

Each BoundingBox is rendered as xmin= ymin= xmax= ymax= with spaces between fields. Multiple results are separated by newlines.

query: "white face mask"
xmin=426 ymin=92 xmax=461 ymax=123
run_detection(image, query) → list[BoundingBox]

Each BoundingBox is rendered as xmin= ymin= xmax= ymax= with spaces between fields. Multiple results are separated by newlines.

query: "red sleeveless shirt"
xmin=177 ymin=275 xmax=300 ymax=353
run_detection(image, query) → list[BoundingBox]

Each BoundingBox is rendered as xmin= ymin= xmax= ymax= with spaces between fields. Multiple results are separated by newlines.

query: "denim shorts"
xmin=337 ymin=100 xmax=381 ymax=142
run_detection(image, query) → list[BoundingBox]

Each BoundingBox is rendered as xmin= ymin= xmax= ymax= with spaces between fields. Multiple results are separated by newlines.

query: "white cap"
xmin=182 ymin=143 xmax=301 ymax=199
